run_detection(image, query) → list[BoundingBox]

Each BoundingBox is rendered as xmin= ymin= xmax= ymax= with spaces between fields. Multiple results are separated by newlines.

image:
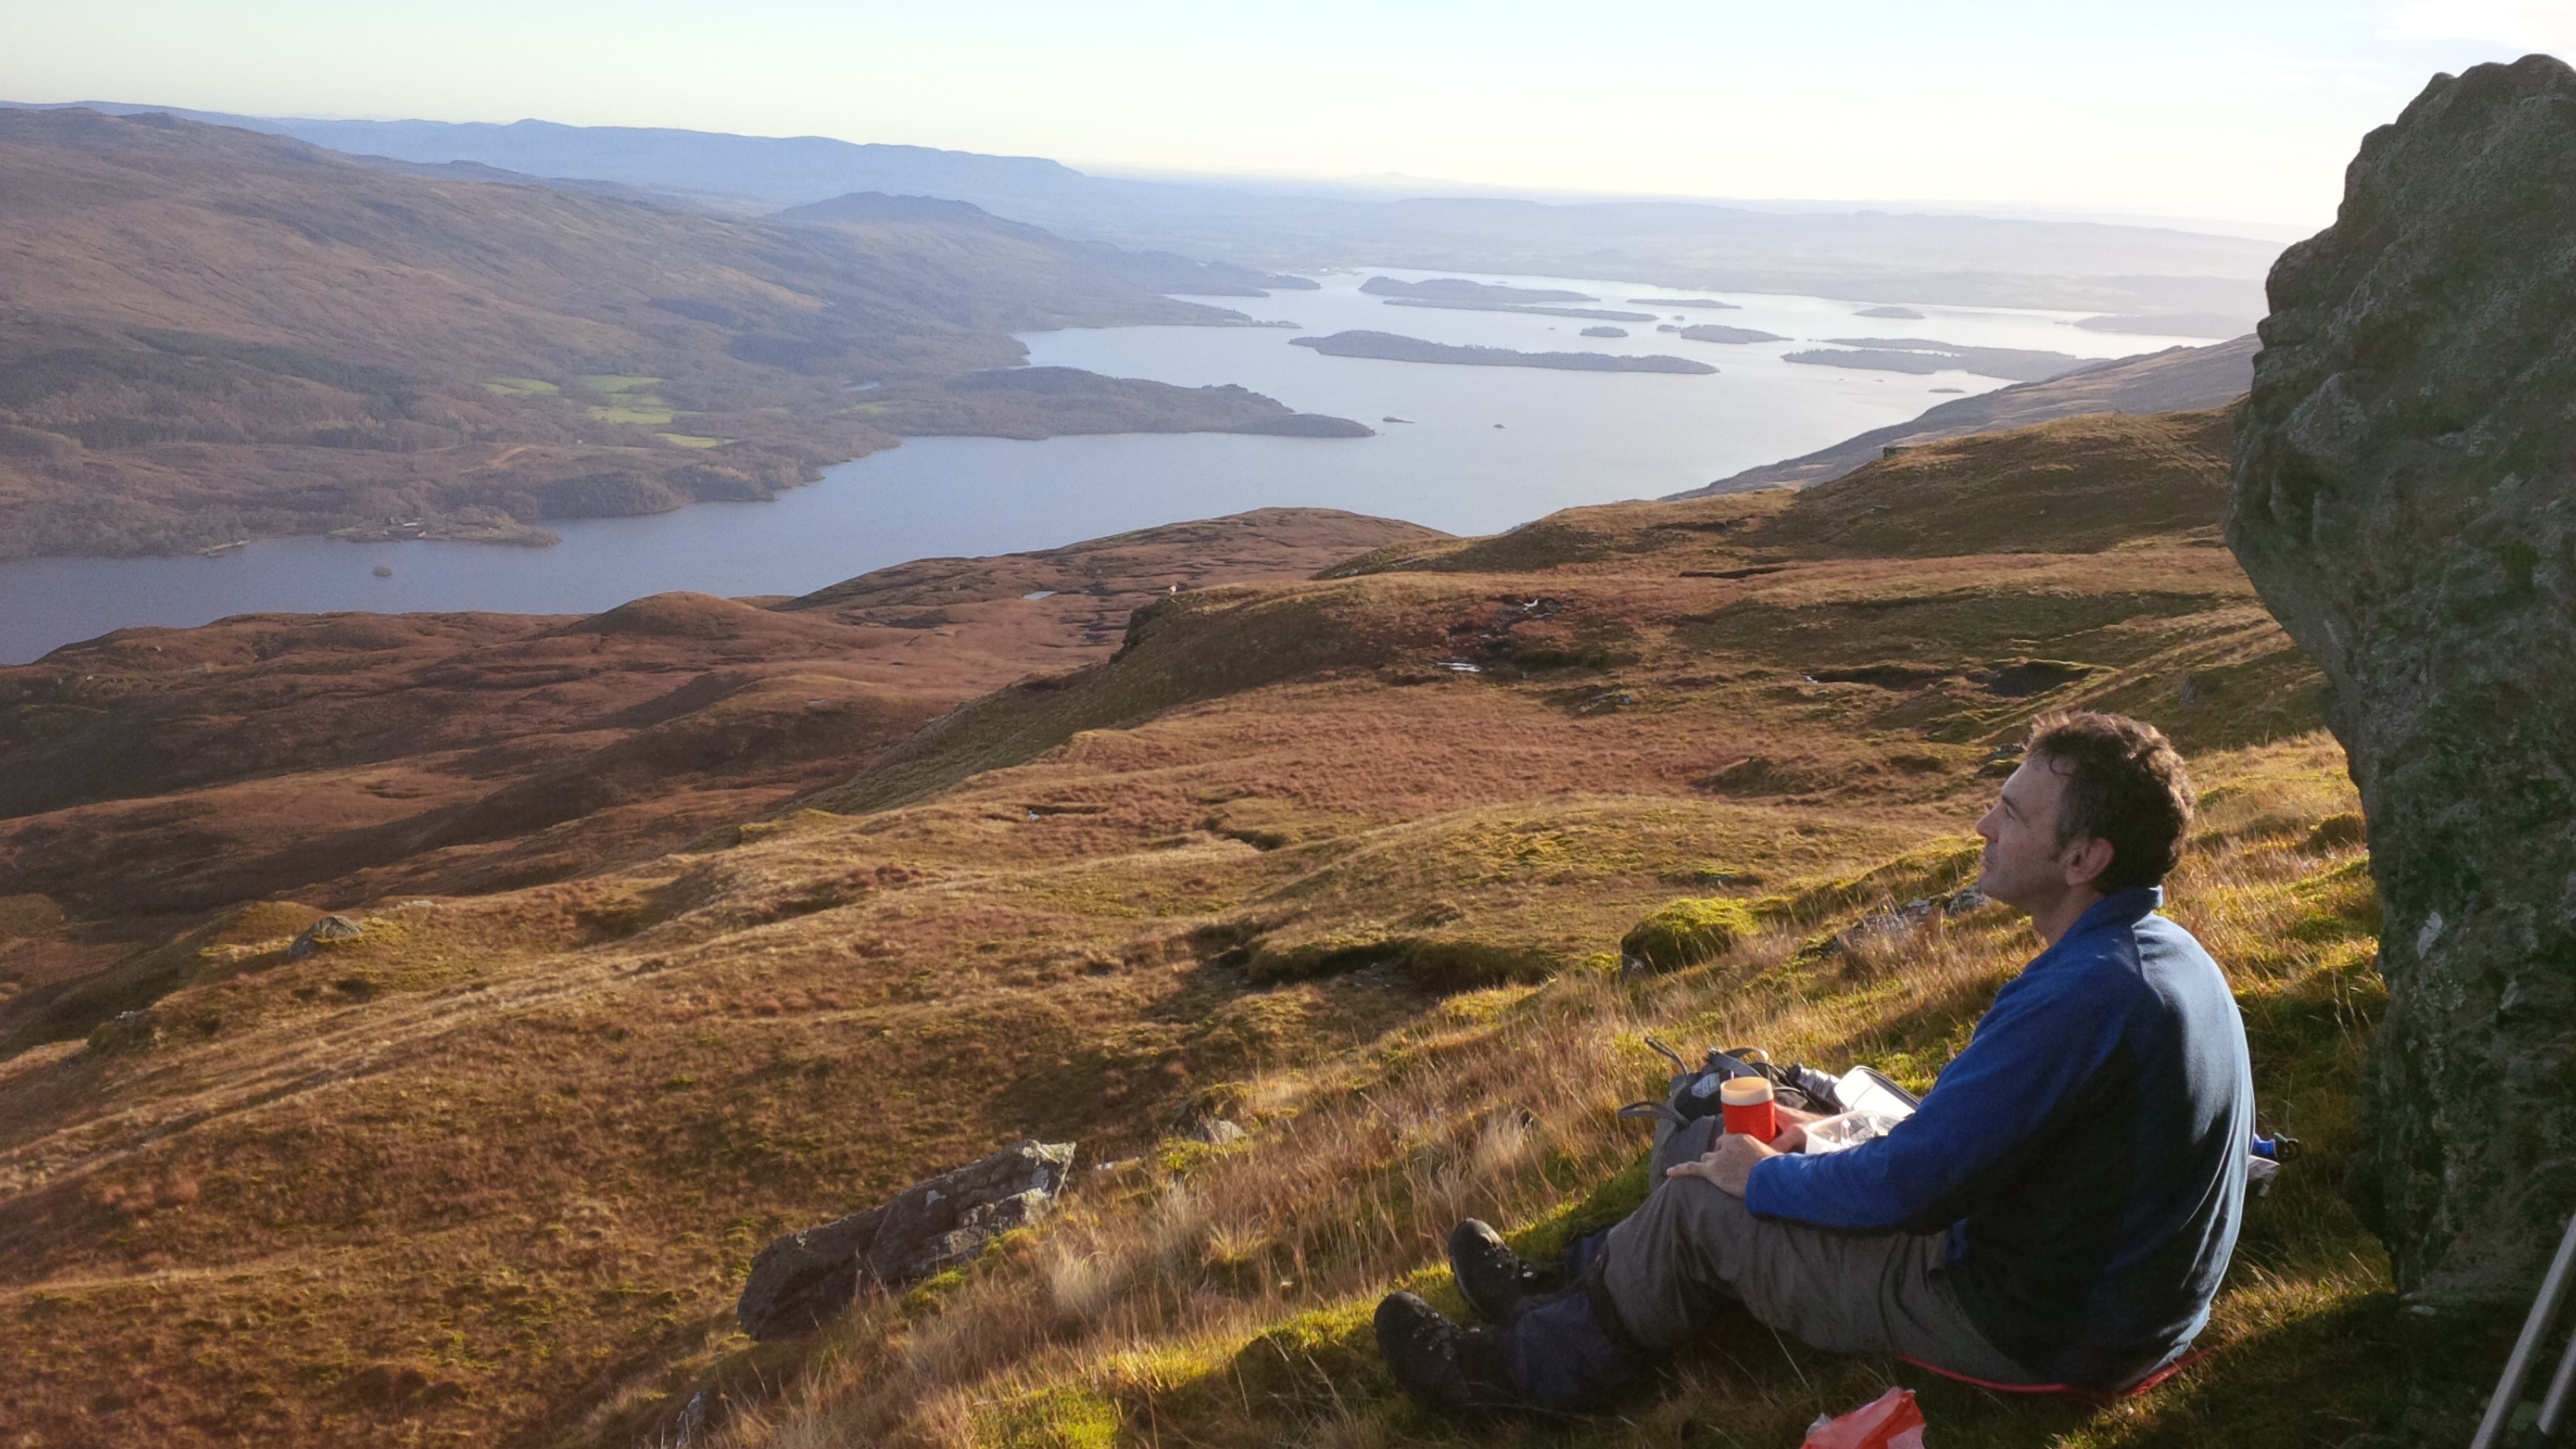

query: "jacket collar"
xmin=2036 ymin=886 xmax=2164 ymax=963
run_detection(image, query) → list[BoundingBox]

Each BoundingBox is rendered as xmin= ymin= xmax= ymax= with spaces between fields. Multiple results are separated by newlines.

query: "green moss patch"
xmin=978 ymin=1385 xmax=1125 ymax=1448
xmin=1619 ymin=897 xmax=1756 ymax=971
xmin=1244 ymin=932 xmax=1559 ymax=990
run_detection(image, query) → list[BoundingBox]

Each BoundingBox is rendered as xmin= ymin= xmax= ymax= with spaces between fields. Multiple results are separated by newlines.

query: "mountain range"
xmin=6 ymin=100 xmax=2282 ymax=324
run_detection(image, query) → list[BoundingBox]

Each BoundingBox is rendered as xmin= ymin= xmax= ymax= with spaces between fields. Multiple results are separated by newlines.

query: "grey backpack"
xmin=1619 ymin=1037 xmax=1919 ymax=1158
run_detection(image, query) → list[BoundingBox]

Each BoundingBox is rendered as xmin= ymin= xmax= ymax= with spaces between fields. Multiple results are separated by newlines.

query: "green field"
xmin=570 ymin=375 xmax=681 ymax=425
xmin=575 ymin=373 xmax=662 ymax=394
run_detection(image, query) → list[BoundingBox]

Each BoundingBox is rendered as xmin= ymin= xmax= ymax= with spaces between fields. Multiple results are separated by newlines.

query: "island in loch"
xmin=1290 ymin=330 xmax=1717 ymax=373
xmin=1664 ymin=324 xmax=1787 ymax=343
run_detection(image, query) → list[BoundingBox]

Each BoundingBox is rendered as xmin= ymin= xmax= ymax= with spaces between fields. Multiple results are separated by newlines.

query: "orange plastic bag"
xmin=1801 ymin=1385 xmax=1926 ymax=1449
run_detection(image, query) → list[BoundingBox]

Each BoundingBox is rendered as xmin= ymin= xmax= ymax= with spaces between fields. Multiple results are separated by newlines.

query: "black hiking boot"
xmin=1447 ymin=1219 xmax=1567 ymax=1322
xmin=1375 ymin=1291 xmax=1521 ymax=1415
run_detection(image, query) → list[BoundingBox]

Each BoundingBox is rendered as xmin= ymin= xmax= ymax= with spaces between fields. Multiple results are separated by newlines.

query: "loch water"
xmin=0 ymin=270 xmax=2220 ymax=663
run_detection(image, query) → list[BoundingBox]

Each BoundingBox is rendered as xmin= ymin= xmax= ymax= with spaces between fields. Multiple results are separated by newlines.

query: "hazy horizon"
xmin=13 ymin=1 xmax=2574 ymax=230
xmin=0 ymin=95 xmax=2324 ymax=242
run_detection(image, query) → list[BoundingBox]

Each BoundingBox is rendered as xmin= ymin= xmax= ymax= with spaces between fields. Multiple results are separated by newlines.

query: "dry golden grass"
xmin=719 ymin=734 xmax=2385 ymax=1449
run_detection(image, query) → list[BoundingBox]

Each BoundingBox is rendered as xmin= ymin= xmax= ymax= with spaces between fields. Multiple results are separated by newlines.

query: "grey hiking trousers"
xmin=1597 ymin=1117 xmax=2042 ymax=1384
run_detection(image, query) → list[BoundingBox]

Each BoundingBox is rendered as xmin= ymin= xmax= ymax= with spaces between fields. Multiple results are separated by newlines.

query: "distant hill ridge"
xmin=0 ymin=102 xmax=1088 ymax=211
xmin=0 ymin=99 xmax=2285 ymax=321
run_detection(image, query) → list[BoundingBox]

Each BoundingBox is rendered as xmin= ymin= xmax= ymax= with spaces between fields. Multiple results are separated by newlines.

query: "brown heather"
xmin=0 ymin=407 xmax=2404 ymax=1445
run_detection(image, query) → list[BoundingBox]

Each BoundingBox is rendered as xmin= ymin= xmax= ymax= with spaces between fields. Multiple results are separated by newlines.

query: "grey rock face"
xmin=736 ymin=1138 xmax=1074 ymax=1340
xmin=2230 ymin=54 xmax=2576 ymax=1309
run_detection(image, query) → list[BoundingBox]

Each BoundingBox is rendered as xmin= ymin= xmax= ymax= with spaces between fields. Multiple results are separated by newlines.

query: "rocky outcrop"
xmin=286 ymin=914 xmax=363 ymax=959
xmin=2230 ymin=54 xmax=2576 ymax=1313
xmin=736 ymin=1139 xmax=1075 ymax=1340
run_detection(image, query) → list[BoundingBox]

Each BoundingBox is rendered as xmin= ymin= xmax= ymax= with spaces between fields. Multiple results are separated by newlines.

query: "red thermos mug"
xmin=1720 ymin=1076 xmax=1777 ymax=1140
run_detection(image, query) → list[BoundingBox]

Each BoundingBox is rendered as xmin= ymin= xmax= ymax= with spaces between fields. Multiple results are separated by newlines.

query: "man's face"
xmin=1974 ymin=754 xmax=2080 ymax=909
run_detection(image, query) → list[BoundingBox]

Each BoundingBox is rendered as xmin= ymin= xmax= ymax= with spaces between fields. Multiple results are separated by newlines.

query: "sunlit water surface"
xmin=0 ymin=269 xmax=2218 ymax=663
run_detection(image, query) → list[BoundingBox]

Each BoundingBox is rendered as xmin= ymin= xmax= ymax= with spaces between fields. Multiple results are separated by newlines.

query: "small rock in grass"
xmin=86 ymin=1009 xmax=159 ymax=1056
xmin=737 ymin=1138 xmax=1076 ymax=1339
xmin=287 ymin=914 xmax=365 ymax=959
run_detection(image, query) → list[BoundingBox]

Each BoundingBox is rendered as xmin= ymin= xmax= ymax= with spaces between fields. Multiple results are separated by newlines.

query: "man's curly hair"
xmin=2025 ymin=712 xmax=2196 ymax=891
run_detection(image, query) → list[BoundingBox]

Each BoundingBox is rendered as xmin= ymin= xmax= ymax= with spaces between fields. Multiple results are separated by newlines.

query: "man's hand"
xmin=1772 ymin=1104 xmax=1821 ymax=1155
xmin=1666 ymin=1130 xmax=1784 ymax=1197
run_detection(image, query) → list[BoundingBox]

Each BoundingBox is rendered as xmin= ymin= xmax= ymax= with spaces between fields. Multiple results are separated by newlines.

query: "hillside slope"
xmin=0 ymin=406 xmax=2405 ymax=1447
xmin=0 ymin=507 xmax=1443 ymax=1048
xmin=1676 ymin=334 xmax=2256 ymax=495
xmin=0 ymin=110 xmax=1357 ymax=560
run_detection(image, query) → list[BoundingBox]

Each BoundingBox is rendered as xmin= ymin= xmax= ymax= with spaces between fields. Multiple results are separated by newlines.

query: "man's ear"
xmin=2062 ymin=835 xmax=2116 ymax=890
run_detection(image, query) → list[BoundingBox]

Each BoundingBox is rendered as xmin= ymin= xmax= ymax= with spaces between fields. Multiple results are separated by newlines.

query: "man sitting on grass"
xmin=1376 ymin=710 xmax=2255 ymax=1413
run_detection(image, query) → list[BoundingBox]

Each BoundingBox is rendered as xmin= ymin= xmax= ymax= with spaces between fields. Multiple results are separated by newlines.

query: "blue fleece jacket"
xmin=1743 ymin=886 xmax=2253 ymax=1387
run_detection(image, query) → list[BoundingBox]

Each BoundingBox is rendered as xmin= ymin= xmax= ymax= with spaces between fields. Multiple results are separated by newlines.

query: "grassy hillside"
xmin=0 ymin=410 xmax=2411 ymax=1447
xmin=0 ymin=110 xmax=1347 ymax=561
xmin=0 ymin=508 xmax=1442 ymax=1045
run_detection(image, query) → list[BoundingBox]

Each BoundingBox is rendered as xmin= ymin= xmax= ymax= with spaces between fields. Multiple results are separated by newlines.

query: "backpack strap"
xmin=1617 ymin=1100 xmax=1690 ymax=1129
xmin=1642 ymin=1035 xmax=1691 ymax=1074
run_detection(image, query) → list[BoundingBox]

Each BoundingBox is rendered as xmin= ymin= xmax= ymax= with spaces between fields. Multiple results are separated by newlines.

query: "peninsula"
xmin=1290 ymin=330 xmax=1716 ymax=373
xmin=1359 ymin=276 xmax=1594 ymax=303
xmin=868 ymin=368 xmax=1375 ymax=438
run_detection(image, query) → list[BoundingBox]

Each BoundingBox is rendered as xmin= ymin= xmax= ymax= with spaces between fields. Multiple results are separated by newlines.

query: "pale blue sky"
xmin=9 ymin=0 xmax=2571 ymax=226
